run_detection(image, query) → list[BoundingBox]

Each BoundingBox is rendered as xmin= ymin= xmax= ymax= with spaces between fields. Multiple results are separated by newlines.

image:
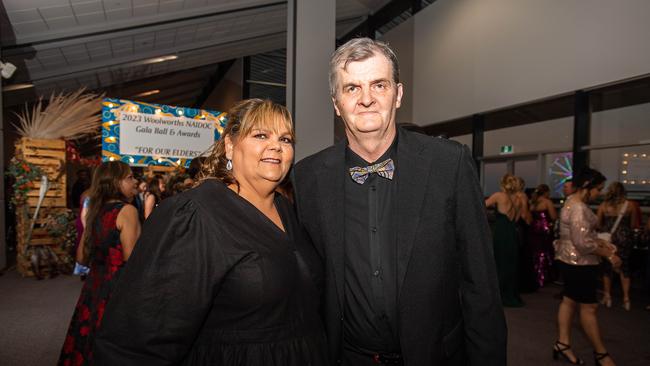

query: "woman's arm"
xmin=484 ymin=192 xmax=499 ymax=208
xmin=143 ymin=193 xmax=155 ymax=219
xmin=596 ymin=203 xmax=605 ymax=229
xmin=518 ymin=193 xmax=532 ymax=224
xmin=116 ymin=204 xmax=141 ymax=261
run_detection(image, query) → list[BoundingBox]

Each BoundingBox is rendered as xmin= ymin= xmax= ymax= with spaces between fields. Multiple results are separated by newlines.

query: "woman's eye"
xmin=280 ymin=137 xmax=293 ymax=144
xmin=253 ymin=133 xmax=267 ymax=139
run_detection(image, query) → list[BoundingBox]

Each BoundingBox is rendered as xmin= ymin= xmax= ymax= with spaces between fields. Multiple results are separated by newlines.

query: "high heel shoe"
xmin=622 ymin=299 xmax=630 ymax=311
xmin=594 ymin=351 xmax=611 ymax=366
xmin=553 ymin=341 xmax=584 ymax=364
xmin=600 ymin=295 xmax=612 ymax=308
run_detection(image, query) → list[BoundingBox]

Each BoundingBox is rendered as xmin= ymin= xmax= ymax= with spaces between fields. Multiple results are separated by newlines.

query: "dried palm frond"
xmin=14 ymin=88 xmax=104 ymax=140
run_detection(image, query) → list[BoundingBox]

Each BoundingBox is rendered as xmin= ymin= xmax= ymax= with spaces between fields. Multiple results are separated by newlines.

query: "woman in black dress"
xmin=94 ymin=99 xmax=328 ymax=365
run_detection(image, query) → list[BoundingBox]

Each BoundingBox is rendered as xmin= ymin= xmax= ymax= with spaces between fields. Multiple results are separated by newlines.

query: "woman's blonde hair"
xmin=604 ymin=181 xmax=626 ymax=206
xmin=198 ymin=99 xmax=294 ymax=185
xmin=500 ymin=173 xmax=519 ymax=194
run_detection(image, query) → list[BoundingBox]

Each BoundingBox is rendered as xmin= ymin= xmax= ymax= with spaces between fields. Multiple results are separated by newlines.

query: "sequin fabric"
xmin=554 ymin=195 xmax=600 ymax=265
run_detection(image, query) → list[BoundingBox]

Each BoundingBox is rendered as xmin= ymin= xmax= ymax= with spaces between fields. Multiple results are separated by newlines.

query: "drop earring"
xmin=226 ymin=159 xmax=233 ymax=171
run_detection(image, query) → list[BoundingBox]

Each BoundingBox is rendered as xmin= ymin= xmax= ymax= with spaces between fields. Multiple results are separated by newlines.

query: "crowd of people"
xmin=486 ymin=169 xmax=649 ymax=366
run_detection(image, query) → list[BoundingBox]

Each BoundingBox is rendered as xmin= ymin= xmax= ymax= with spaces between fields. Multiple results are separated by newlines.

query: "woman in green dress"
xmin=485 ymin=173 xmax=524 ymax=307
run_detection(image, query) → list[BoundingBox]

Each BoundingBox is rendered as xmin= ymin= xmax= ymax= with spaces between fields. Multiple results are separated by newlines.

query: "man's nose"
xmin=358 ymin=88 xmax=374 ymax=107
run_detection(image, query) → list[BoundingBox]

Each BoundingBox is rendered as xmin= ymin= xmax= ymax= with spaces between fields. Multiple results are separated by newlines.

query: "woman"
xmin=553 ymin=168 xmax=620 ymax=366
xmin=58 ymin=161 xmax=141 ymax=366
xmin=514 ymin=176 xmax=539 ymax=293
xmin=485 ymin=173 xmax=524 ymax=307
xmin=527 ymin=184 xmax=558 ymax=288
xmin=143 ymin=174 xmax=165 ymax=219
xmin=597 ymin=181 xmax=638 ymax=310
xmin=94 ymin=99 xmax=328 ymax=365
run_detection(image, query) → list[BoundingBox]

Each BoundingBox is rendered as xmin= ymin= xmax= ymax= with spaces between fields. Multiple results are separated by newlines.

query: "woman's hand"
xmin=608 ymin=254 xmax=622 ymax=269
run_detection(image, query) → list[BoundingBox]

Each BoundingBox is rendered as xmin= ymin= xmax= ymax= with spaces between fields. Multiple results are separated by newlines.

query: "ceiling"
xmin=0 ymin=0 xmax=392 ymax=109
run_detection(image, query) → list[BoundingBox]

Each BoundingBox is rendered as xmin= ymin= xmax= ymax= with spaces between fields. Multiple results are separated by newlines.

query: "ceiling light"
xmin=2 ymin=83 xmax=33 ymax=91
xmin=147 ymin=55 xmax=178 ymax=64
xmin=132 ymin=89 xmax=160 ymax=98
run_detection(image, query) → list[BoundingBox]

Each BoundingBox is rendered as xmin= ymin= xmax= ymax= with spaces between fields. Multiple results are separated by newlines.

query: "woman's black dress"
xmin=94 ymin=180 xmax=328 ymax=365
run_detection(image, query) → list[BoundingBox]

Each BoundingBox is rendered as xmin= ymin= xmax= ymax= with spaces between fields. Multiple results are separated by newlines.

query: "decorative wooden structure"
xmin=14 ymin=138 xmax=69 ymax=277
xmin=143 ymin=165 xmax=179 ymax=178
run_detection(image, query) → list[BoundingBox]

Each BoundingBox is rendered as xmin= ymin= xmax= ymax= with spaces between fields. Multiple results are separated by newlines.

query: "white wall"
xmin=383 ymin=0 xmax=650 ymax=124
xmin=380 ymin=17 xmax=414 ymax=124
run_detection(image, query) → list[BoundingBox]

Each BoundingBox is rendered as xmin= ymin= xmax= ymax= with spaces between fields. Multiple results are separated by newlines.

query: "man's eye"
xmin=375 ymin=83 xmax=386 ymax=90
xmin=346 ymin=86 xmax=358 ymax=93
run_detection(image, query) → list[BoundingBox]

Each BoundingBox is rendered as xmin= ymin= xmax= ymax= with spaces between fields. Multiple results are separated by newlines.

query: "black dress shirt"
xmin=343 ymin=139 xmax=399 ymax=353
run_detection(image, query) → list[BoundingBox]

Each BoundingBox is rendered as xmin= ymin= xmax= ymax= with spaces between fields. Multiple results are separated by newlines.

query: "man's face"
xmin=562 ymin=181 xmax=575 ymax=197
xmin=332 ymin=54 xmax=403 ymax=140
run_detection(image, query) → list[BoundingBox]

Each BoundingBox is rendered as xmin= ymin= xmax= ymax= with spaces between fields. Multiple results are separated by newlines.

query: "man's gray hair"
xmin=328 ymin=37 xmax=400 ymax=98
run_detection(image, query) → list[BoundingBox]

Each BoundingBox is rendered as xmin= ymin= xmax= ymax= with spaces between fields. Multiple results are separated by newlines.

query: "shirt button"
xmin=371 ymin=185 xmax=376 ymax=191
xmin=371 ymin=227 xmax=377 ymax=233
xmin=373 ymin=269 xmax=380 ymax=277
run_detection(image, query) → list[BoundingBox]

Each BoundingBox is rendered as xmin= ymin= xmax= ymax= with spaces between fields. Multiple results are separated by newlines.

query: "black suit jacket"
xmin=293 ymin=128 xmax=507 ymax=366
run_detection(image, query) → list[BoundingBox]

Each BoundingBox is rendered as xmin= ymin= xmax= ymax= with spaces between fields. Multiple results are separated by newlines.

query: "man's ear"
xmin=332 ymin=97 xmax=341 ymax=117
xmin=395 ymin=83 xmax=403 ymax=109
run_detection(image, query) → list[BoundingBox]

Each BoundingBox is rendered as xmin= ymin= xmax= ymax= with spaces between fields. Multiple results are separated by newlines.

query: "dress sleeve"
xmin=94 ymin=196 xmax=228 ymax=366
xmin=569 ymin=204 xmax=599 ymax=255
xmin=453 ymin=145 xmax=507 ymax=366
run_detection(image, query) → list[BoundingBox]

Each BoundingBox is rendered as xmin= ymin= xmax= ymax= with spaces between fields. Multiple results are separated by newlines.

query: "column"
xmin=286 ymin=0 xmax=336 ymax=161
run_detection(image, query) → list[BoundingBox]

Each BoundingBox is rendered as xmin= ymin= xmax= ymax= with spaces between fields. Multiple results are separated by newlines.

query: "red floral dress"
xmin=59 ymin=202 xmax=126 ymax=366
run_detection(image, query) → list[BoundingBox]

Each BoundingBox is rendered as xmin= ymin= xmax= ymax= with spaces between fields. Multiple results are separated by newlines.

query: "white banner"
xmin=119 ymin=111 xmax=215 ymax=159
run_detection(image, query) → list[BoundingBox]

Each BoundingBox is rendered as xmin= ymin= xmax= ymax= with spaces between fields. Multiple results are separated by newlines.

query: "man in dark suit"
xmin=293 ymin=38 xmax=506 ymax=365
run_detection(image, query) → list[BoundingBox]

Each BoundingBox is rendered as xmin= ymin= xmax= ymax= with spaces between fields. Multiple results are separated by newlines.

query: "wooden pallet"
xmin=14 ymin=138 xmax=71 ymax=277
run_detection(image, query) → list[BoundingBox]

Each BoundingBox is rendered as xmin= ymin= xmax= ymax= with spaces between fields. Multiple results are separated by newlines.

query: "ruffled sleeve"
xmin=568 ymin=203 xmax=599 ymax=256
xmin=95 ymin=194 xmax=228 ymax=366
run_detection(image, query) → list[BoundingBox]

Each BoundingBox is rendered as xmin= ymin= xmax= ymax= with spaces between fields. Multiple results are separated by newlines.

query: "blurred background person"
xmin=515 ymin=176 xmax=536 ymax=293
xmin=527 ymin=184 xmax=558 ymax=289
xmin=597 ymin=181 xmax=639 ymax=311
xmin=143 ymin=174 xmax=165 ymax=219
xmin=58 ymin=161 xmax=141 ymax=366
xmin=94 ymin=99 xmax=327 ymax=365
xmin=554 ymin=168 xmax=620 ymax=366
xmin=70 ymin=168 xmax=91 ymax=211
xmin=563 ymin=179 xmax=577 ymax=199
xmin=485 ymin=173 xmax=524 ymax=307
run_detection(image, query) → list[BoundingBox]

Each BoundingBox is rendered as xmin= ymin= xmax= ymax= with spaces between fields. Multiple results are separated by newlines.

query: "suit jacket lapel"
xmin=395 ymin=128 xmax=433 ymax=299
xmin=315 ymin=141 xmax=347 ymax=311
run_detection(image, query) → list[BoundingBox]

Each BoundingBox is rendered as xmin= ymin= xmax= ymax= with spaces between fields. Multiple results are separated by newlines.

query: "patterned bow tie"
xmin=349 ymin=158 xmax=395 ymax=184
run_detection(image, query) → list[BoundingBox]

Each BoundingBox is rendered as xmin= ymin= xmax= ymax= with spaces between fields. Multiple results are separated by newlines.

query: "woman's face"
xmin=587 ymin=183 xmax=604 ymax=202
xmin=226 ymin=122 xmax=294 ymax=190
xmin=119 ymin=170 xmax=138 ymax=199
xmin=158 ymin=179 xmax=166 ymax=193
xmin=138 ymin=181 xmax=147 ymax=193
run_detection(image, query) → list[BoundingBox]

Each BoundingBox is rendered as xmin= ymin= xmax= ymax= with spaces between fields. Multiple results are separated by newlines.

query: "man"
xmin=562 ymin=179 xmax=576 ymax=198
xmin=293 ymin=38 xmax=506 ymax=365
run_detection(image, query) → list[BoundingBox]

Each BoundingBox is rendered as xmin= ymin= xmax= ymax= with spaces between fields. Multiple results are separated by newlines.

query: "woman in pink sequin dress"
xmin=527 ymin=184 xmax=557 ymax=288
